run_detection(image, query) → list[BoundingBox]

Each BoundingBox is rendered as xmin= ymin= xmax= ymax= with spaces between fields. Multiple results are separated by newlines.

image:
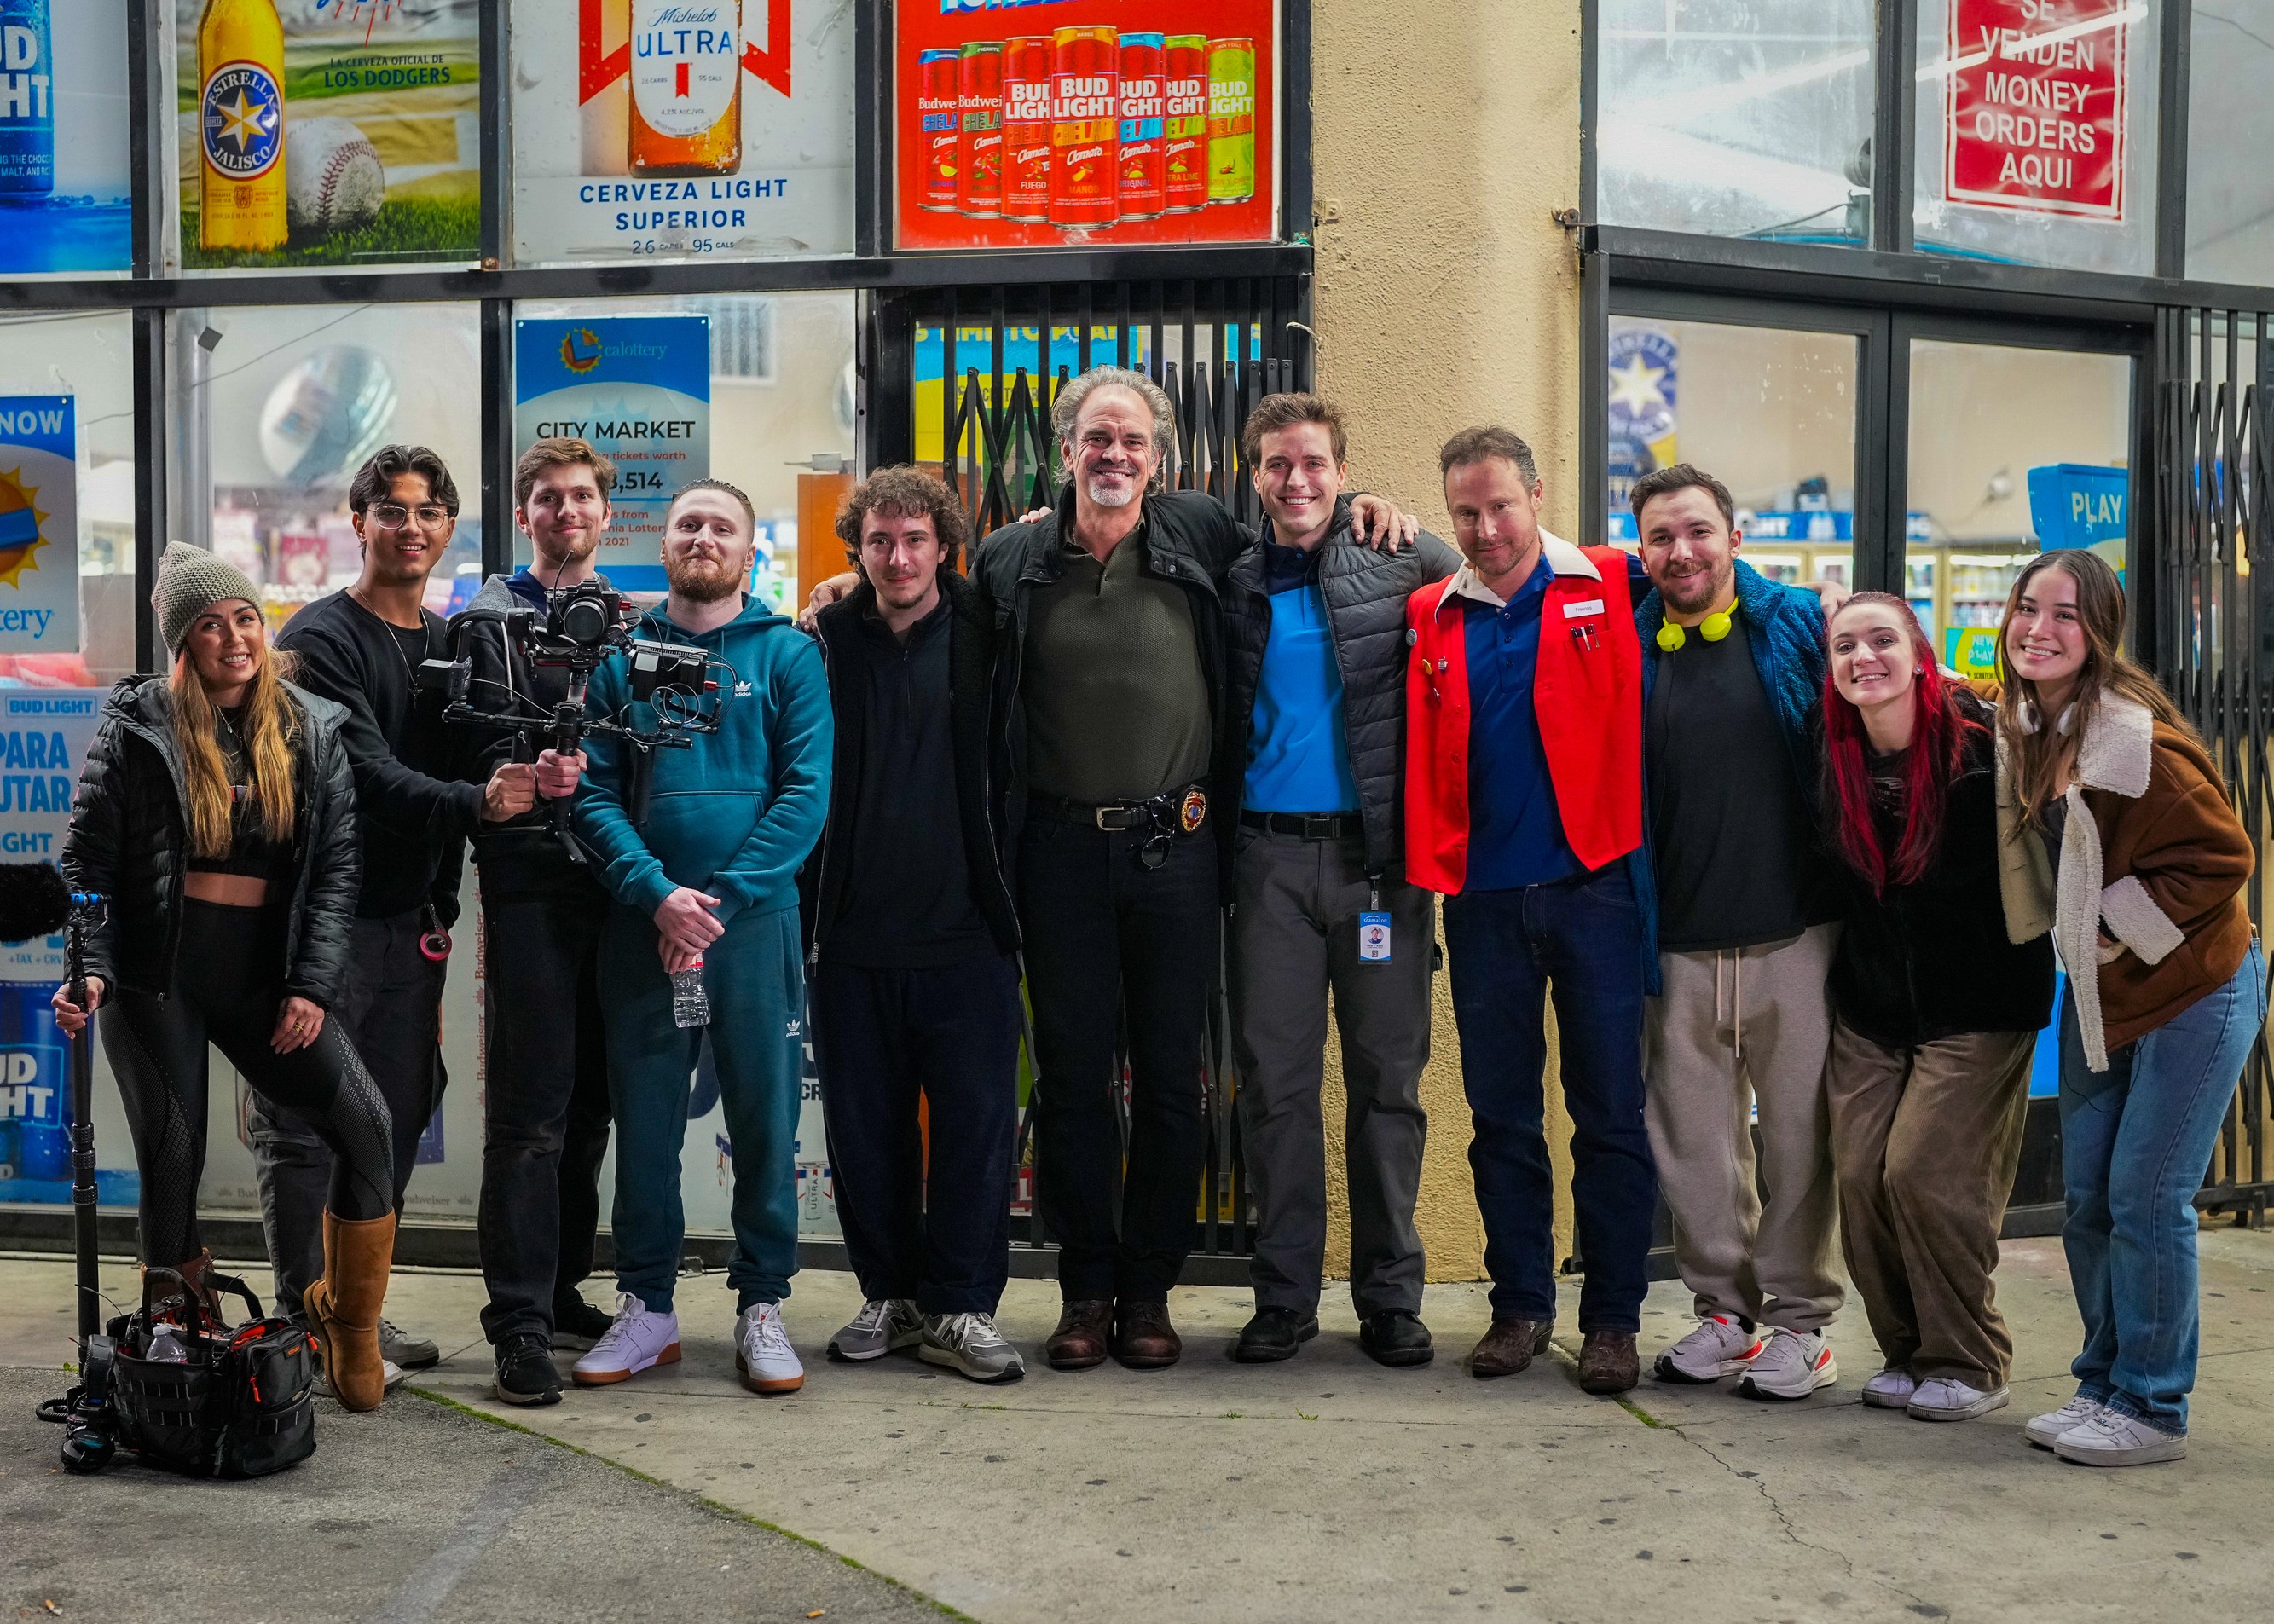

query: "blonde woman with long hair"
xmin=56 ymin=545 xmax=398 ymax=1411
xmin=1994 ymin=548 xmax=2262 ymax=1467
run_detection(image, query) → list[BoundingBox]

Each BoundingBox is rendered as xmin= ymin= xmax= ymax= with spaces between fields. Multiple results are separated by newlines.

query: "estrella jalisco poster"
xmin=895 ymin=0 xmax=1278 ymax=251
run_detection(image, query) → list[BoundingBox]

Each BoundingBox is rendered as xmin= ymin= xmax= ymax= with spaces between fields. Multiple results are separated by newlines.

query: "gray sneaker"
xmin=378 ymin=1317 xmax=440 ymax=1371
xmin=319 ymin=1357 xmax=406 ymax=1398
xmin=919 ymin=1312 xmax=1026 ymax=1383
xmin=827 ymin=1298 xmax=923 ymax=1361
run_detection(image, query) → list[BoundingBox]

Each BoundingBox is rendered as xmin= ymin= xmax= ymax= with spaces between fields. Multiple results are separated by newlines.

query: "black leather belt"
xmin=1032 ymin=784 xmax=1210 ymax=835
xmin=1240 ymin=810 xmax=1362 ymax=841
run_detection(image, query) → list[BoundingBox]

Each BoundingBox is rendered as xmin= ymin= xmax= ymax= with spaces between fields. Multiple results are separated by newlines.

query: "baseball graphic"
xmin=286 ymin=116 xmax=387 ymax=237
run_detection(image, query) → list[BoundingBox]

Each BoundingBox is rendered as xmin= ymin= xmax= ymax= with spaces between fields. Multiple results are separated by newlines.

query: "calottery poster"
xmin=0 ymin=1 xmax=131 ymax=274
xmin=174 ymin=0 xmax=480 ymax=269
xmin=895 ymin=0 xmax=1277 ymax=251
xmin=511 ymin=0 xmax=854 ymax=266
xmin=0 ymin=396 xmax=79 ymax=657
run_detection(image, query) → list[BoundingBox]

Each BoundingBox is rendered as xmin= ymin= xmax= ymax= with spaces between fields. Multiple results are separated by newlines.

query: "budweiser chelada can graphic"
xmin=958 ymin=41 xmax=1004 ymax=218
xmin=1116 ymin=32 xmax=1166 ymax=223
xmin=917 ymin=47 xmax=961 ymax=212
xmin=1162 ymin=34 xmax=1207 ymax=214
xmin=1049 ymin=25 xmax=1118 ymax=228
xmin=999 ymin=36 xmax=1054 ymax=223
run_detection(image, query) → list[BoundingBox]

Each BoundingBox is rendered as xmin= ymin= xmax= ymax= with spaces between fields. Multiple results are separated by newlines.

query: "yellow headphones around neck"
xmin=1655 ymin=605 xmax=1734 ymax=652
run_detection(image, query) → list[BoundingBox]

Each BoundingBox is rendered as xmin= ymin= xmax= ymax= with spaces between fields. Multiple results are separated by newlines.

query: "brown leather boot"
xmin=1111 ymin=1301 xmax=1182 ymax=1370
xmin=1044 ymin=1299 xmax=1113 ymax=1371
xmin=304 ymin=1211 xmax=396 ymax=1412
xmin=1577 ymin=1329 xmax=1640 ymax=1395
xmin=1468 ymin=1318 xmax=1553 ymax=1378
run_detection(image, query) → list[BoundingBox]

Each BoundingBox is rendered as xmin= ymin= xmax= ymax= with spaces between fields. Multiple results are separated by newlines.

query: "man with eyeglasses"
xmin=257 ymin=444 xmax=545 ymax=1380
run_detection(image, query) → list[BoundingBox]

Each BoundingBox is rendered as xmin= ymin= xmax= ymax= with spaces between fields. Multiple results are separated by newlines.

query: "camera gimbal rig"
xmin=420 ymin=581 xmax=722 ymax=864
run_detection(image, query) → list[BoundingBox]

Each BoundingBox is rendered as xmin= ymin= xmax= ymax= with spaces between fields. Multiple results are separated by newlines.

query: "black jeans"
xmin=476 ymin=854 xmax=614 ymax=1344
xmin=813 ymin=954 xmax=1023 ymax=1315
xmin=250 ymin=906 xmax=447 ymax=1316
xmin=1018 ymin=813 xmax=1218 ymax=1303
xmin=106 ymin=901 xmax=394 ymax=1269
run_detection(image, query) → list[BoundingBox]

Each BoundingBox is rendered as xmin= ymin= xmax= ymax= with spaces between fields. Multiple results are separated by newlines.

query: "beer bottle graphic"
xmin=198 ymin=0 xmax=287 ymax=251
xmin=0 ymin=0 xmax=55 ymax=199
xmin=630 ymin=0 xmax=743 ymax=176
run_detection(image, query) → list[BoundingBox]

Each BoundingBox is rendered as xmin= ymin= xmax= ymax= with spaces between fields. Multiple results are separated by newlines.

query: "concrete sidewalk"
xmin=5 ymin=1233 xmax=2272 ymax=1623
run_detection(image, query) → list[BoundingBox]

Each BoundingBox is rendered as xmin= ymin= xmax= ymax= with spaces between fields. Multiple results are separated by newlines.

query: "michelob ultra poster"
xmin=175 ymin=0 xmax=480 ymax=269
xmin=895 ymin=0 xmax=1277 ymax=251
xmin=511 ymin=0 xmax=855 ymax=266
xmin=0 ymin=2 xmax=130 ymax=274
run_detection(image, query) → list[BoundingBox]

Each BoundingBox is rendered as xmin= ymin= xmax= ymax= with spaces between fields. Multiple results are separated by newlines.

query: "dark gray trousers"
xmin=1229 ymin=826 xmax=1433 ymax=1317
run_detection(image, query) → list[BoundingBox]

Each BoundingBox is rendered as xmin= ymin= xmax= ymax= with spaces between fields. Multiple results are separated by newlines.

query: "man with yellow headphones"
xmin=1632 ymin=463 xmax=1848 ymax=1403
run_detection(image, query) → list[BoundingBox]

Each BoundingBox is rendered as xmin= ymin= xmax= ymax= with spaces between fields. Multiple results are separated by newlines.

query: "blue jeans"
xmin=600 ymin=903 xmax=807 ymax=1316
xmin=1443 ymin=866 xmax=1658 ymax=1331
xmin=2059 ymin=937 xmax=2266 ymax=1434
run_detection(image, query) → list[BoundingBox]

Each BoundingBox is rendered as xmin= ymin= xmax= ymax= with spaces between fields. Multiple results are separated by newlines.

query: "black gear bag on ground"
xmin=104 ymin=1268 xmax=317 ymax=1477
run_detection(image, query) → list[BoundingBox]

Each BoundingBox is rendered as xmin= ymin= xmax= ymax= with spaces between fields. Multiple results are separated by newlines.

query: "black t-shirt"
xmin=1646 ymin=610 xmax=1835 ymax=951
xmin=827 ymin=598 xmax=997 ymax=969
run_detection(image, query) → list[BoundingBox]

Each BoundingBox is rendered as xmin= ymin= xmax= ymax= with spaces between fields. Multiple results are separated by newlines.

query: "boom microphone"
xmin=0 ymin=862 xmax=72 ymax=944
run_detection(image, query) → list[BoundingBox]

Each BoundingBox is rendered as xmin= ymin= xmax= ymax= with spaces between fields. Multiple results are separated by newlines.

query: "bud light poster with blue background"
xmin=513 ymin=315 xmax=712 ymax=593
xmin=0 ymin=1 xmax=131 ymax=275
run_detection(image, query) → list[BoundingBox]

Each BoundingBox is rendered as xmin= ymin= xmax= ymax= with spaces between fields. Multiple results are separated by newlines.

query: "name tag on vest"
xmin=1563 ymin=598 xmax=1605 ymax=618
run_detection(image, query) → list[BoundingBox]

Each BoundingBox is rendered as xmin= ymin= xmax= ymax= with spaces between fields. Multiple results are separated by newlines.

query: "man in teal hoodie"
xmin=568 ymin=478 xmax=833 ymax=1396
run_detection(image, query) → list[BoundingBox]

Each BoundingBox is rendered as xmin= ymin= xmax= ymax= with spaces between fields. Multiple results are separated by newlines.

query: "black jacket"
xmin=802 ymin=569 xmax=1020 ymax=956
xmin=1223 ymin=496 xmax=1461 ymax=874
xmin=1826 ymin=696 xmax=2056 ymax=1049
xmin=61 ymin=677 xmax=362 ymax=1009
xmin=969 ymin=484 xmax=1247 ymax=875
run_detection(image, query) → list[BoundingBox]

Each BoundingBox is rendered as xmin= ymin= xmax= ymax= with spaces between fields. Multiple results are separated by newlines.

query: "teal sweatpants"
xmin=599 ymin=902 xmax=805 ymax=1315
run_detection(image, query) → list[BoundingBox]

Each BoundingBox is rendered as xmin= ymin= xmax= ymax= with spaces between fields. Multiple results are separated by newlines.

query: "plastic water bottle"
xmin=670 ymin=961 xmax=709 ymax=1029
xmin=148 ymin=1327 xmax=189 ymax=1363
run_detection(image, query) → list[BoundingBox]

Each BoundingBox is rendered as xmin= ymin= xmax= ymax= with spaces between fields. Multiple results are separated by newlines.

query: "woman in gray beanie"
xmin=54 ymin=544 xmax=402 ymax=1411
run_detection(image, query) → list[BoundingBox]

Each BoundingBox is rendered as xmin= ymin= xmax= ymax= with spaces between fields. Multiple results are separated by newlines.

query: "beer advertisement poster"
xmin=512 ymin=0 xmax=855 ymax=267
xmin=0 ymin=2 xmax=131 ymax=275
xmin=894 ymin=0 xmax=1277 ymax=251
xmin=175 ymin=0 xmax=481 ymax=269
xmin=0 ymin=396 xmax=79 ymax=658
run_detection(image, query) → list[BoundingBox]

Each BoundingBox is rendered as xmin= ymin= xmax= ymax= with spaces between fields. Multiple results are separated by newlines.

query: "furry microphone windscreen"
xmin=0 ymin=863 xmax=72 ymax=944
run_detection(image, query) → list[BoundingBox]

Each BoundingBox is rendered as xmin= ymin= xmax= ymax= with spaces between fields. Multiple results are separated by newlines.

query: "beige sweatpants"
xmin=1643 ymin=924 xmax=1843 ymax=1332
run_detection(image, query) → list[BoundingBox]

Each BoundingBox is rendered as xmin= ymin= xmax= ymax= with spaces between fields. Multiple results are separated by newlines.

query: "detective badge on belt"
xmin=1178 ymin=787 xmax=1207 ymax=835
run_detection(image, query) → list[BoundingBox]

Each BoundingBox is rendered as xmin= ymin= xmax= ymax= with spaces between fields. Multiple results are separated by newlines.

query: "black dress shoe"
xmin=1234 ymin=1307 xmax=1320 ymax=1363
xmin=1358 ymin=1310 xmax=1435 ymax=1367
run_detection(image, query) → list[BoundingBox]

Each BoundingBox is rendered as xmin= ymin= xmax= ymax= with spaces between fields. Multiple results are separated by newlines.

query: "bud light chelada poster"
xmin=511 ymin=0 xmax=855 ymax=267
xmin=0 ymin=2 xmax=131 ymax=275
xmin=896 ymin=0 xmax=1277 ymax=251
xmin=173 ymin=0 xmax=481 ymax=270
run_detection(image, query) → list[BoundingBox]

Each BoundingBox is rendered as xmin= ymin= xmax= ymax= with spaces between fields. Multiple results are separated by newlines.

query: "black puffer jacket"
xmin=1223 ymin=496 xmax=1461 ymax=874
xmin=61 ymin=676 xmax=362 ymax=1008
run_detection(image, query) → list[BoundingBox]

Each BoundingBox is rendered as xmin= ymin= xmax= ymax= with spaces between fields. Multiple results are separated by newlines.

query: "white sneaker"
xmin=2026 ymin=1394 xmax=2109 ymax=1449
xmin=1907 ymin=1376 xmax=2009 ymax=1422
xmin=2052 ymin=1408 xmax=2189 ymax=1467
xmin=827 ymin=1298 xmax=923 ymax=1362
xmin=735 ymin=1301 xmax=805 ymax=1395
xmin=1860 ymin=1367 xmax=1918 ymax=1410
xmin=570 ymin=1293 xmax=681 ymax=1387
xmin=1652 ymin=1314 xmax=1763 ymax=1384
xmin=1736 ymin=1327 xmax=1837 ymax=1401
xmin=920 ymin=1312 xmax=1027 ymax=1383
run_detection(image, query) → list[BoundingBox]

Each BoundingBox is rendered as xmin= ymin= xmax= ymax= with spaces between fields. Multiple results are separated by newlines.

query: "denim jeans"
xmin=2059 ymin=936 xmax=2267 ymax=1434
xmin=1442 ymin=864 xmax=1658 ymax=1331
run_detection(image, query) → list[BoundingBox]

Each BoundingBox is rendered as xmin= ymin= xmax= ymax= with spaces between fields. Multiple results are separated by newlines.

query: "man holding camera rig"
xmin=448 ymin=438 xmax=624 ymax=1406
xmin=570 ymin=478 xmax=833 ymax=1396
xmin=263 ymin=445 xmax=550 ymax=1377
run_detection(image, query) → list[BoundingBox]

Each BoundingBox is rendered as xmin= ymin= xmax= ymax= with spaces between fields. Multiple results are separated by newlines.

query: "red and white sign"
xmin=1945 ymin=0 xmax=2130 ymax=221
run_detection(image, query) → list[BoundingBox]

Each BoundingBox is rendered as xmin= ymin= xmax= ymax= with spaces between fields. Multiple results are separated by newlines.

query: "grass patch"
xmin=1614 ymin=1394 xmax=1668 ymax=1429
xmin=180 ymin=195 xmax=477 ymax=269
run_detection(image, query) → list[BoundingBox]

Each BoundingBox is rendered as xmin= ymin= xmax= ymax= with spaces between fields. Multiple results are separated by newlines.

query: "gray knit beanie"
xmin=153 ymin=543 xmax=263 ymax=653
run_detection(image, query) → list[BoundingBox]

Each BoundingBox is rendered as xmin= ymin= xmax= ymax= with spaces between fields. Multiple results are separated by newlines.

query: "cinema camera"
xmin=419 ymin=581 xmax=721 ymax=863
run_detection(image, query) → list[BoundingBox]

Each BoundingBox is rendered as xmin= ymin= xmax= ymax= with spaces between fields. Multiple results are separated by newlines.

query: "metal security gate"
xmin=2152 ymin=305 xmax=2274 ymax=1224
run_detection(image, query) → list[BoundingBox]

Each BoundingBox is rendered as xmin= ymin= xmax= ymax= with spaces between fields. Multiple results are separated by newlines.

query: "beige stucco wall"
xmin=1308 ymin=1 xmax=1586 ymax=1285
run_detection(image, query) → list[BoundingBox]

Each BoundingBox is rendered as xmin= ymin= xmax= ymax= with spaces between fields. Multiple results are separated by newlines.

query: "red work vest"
xmin=1403 ymin=542 xmax=1644 ymax=894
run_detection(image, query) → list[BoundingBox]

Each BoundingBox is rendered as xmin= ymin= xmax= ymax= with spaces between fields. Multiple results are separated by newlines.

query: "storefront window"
xmin=165 ymin=303 xmax=486 ymax=627
xmin=1597 ymin=1 xmax=1876 ymax=246
xmin=1913 ymin=0 xmax=2159 ymax=275
xmin=0 ymin=2 xmax=132 ymax=277
xmin=2186 ymin=1 xmax=2274 ymax=285
xmin=1606 ymin=315 xmax=1859 ymax=592
xmin=1904 ymin=339 xmax=2132 ymax=672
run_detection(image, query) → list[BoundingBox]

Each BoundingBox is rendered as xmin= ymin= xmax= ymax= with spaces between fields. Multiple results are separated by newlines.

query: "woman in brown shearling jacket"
xmin=1993 ymin=549 xmax=2262 ymax=1469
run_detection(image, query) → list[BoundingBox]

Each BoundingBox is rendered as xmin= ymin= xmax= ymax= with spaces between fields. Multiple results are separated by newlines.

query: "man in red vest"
xmin=1403 ymin=425 xmax=1658 ymax=1395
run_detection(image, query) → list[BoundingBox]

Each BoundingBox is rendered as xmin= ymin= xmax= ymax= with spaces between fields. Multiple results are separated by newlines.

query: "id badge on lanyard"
xmin=1359 ymin=878 xmax=1391 ymax=963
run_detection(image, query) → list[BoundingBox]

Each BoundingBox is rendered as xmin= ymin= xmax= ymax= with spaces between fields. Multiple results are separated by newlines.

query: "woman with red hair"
xmin=1817 ymin=593 xmax=2054 ymax=1424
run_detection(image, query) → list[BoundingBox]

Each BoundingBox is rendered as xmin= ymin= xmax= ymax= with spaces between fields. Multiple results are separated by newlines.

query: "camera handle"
xmin=544 ymin=668 xmax=593 ymax=867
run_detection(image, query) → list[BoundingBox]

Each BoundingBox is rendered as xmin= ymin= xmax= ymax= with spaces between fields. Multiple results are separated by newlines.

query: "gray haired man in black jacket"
xmin=1221 ymin=394 xmax=1461 ymax=1367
